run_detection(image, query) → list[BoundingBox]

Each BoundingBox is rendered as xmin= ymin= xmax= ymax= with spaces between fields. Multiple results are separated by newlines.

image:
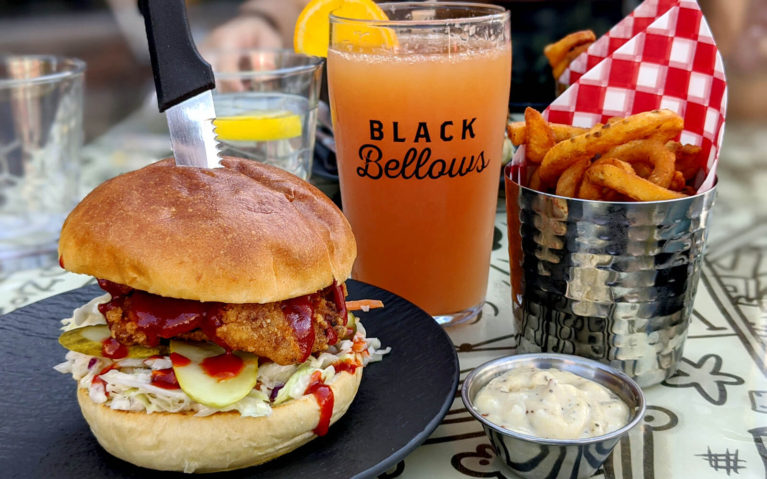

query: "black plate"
xmin=0 ymin=280 xmax=458 ymax=478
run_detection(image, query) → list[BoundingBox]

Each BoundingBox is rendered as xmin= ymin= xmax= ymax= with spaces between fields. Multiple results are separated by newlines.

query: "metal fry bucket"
xmin=504 ymin=165 xmax=716 ymax=387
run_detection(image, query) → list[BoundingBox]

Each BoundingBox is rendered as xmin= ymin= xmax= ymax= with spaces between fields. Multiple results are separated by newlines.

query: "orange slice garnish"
xmin=294 ymin=0 xmax=396 ymax=57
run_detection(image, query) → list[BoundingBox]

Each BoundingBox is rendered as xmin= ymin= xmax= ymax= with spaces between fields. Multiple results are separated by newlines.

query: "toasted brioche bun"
xmin=58 ymin=158 xmax=356 ymax=304
xmin=77 ymin=367 xmax=362 ymax=473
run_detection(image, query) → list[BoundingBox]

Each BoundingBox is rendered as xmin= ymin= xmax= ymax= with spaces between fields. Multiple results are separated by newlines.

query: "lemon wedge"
xmin=294 ymin=0 xmax=396 ymax=57
xmin=214 ymin=111 xmax=302 ymax=142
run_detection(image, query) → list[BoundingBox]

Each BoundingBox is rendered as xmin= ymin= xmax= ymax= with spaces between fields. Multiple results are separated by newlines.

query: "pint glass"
xmin=328 ymin=2 xmax=511 ymax=324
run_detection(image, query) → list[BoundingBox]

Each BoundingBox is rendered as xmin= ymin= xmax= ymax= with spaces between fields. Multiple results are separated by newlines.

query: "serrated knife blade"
xmin=166 ymin=90 xmax=220 ymax=168
xmin=139 ymin=0 xmax=221 ymax=168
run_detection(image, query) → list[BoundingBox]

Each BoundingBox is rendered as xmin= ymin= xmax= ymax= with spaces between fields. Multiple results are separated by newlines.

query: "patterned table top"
xmin=1 ymin=110 xmax=765 ymax=478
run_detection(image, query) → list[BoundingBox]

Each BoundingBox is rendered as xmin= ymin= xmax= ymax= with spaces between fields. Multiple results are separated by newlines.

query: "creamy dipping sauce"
xmin=473 ymin=366 xmax=630 ymax=439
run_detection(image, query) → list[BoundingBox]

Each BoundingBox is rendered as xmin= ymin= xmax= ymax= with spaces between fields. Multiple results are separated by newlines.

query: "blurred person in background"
xmin=115 ymin=0 xmax=638 ymax=112
xmin=700 ymin=0 xmax=767 ymax=119
xmin=202 ymin=0 xmax=636 ymax=112
xmin=201 ymin=0 xmax=309 ymax=51
xmin=6 ymin=0 xmax=758 ymax=139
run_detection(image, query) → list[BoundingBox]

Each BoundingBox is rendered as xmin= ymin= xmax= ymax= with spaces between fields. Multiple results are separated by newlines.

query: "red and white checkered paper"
xmin=513 ymin=0 xmax=727 ymax=193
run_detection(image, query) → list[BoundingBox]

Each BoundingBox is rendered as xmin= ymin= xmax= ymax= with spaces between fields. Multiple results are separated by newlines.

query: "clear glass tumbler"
xmin=327 ymin=2 xmax=511 ymax=325
xmin=0 ymin=55 xmax=85 ymax=273
xmin=204 ymin=49 xmax=324 ymax=180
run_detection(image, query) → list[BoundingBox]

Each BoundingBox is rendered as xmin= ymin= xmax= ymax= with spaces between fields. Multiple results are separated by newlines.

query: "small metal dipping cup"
xmin=504 ymin=165 xmax=716 ymax=386
xmin=462 ymin=353 xmax=646 ymax=479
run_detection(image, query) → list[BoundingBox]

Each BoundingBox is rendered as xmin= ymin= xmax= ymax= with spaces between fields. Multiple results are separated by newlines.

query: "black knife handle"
xmin=138 ymin=0 xmax=215 ymax=112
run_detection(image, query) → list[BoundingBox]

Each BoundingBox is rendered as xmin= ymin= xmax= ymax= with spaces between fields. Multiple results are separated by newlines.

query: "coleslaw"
xmin=54 ymin=294 xmax=390 ymax=417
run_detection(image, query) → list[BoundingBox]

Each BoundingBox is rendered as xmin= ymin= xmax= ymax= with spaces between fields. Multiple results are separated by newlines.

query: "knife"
xmin=138 ymin=0 xmax=221 ymax=168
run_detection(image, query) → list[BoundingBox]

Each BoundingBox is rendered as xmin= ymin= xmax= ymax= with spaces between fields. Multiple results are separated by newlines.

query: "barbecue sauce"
xmin=96 ymin=279 xmax=347 ymax=359
xmin=281 ymin=294 xmax=317 ymax=362
xmin=150 ymin=368 xmax=181 ymax=390
xmin=91 ymin=375 xmax=107 ymax=395
xmin=305 ymin=371 xmax=334 ymax=436
xmin=325 ymin=324 xmax=338 ymax=346
xmin=97 ymin=279 xmax=132 ymax=298
xmin=127 ymin=291 xmax=224 ymax=347
xmin=333 ymin=359 xmax=360 ymax=375
xmin=101 ymin=337 xmax=128 ymax=359
xmin=92 ymin=364 xmax=117 ymax=397
xmin=332 ymin=281 xmax=348 ymax=325
xmin=170 ymin=352 xmax=191 ymax=367
xmin=97 ymin=280 xmax=226 ymax=348
xmin=200 ymin=353 xmax=244 ymax=381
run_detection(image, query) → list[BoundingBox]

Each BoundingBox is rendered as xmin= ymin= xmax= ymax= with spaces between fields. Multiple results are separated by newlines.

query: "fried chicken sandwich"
xmin=54 ymin=157 xmax=386 ymax=473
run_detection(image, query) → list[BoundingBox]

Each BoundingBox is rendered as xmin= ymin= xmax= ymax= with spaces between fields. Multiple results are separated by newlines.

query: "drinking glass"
xmin=204 ymin=49 xmax=323 ymax=180
xmin=327 ymin=2 xmax=511 ymax=325
xmin=0 ymin=55 xmax=85 ymax=273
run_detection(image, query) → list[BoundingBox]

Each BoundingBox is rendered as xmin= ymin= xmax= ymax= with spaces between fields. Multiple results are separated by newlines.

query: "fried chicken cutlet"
xmin=98 ymin=280 xmax=348 ymax=365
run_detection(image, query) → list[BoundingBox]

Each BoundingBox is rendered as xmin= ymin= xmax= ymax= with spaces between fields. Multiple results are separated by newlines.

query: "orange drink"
xmin=327 ymin=3 xmax=511 ymax=324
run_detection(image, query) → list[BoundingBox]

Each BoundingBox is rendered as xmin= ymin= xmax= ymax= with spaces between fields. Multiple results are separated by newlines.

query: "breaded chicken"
xmin=101 ymin=288 xmax=347 ymax=365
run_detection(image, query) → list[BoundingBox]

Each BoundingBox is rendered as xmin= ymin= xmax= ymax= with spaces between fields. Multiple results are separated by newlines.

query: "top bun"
xmin=59 ymin=157 xmax=356 ymax=304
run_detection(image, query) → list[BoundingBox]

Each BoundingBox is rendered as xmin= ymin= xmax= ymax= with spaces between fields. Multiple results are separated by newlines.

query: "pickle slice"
xmin=58 ymin=325 xmax=162 ymax=358
xmin=170 ymin=340 xmax=259 ymax=408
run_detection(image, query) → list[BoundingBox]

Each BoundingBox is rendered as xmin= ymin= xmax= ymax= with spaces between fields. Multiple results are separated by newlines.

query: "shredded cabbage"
xmin=60 ymin=293 xmax=110 ymax=331
xmin=54 ymin=300 xmax=390 ymax=418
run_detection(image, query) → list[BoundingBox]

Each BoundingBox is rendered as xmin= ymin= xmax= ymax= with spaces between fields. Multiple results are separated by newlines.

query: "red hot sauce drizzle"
xmin=91 ymin=375 xmax=108 ymax=395
xmin=150 ymin=368 xmax=180 ymax=390
xmin=127 ymin=291 xmax=221 ymax=347
xmin=101 ymin=337 xmax=128 ymax=359
xmin=97 ymin=279 xmax=133 ymax=298
xmin=96 ymin=279 xmax=227 ymax=350
xmin=92 ymin=279 xmax=352 ymax=437
xmin=201 ymin=353 xmax=244 ymax=381
xmin=281 ymin=294 xmax=317 ymax=363
xmin=325 ymin=322 xmax=338 ymax=347
xmin=198 ymin=308 xmax=227 ymax=350
xmin=171 ymin=351 xmax=245 ymax=383
xmin=333 ymin=359 xmax=360 ymax=375
xmin=304 ymin=370 xmax=334 ymax=436
xmin=95 ymin=280 xmax=348 ymax=373
xmin=332 ymin=281 xmax=347 ymax=325
xmin=319 ymin=280 xmax=348 ymax=346
xmin=92 ymin=364 xmax=117 ymax=397
xmin=169 ymin=352 xmax=191 ymax=367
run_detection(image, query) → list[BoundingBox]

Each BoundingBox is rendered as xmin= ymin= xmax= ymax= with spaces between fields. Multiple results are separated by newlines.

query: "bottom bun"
xmin=77 ymin=367 xmax=363 ymax=473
